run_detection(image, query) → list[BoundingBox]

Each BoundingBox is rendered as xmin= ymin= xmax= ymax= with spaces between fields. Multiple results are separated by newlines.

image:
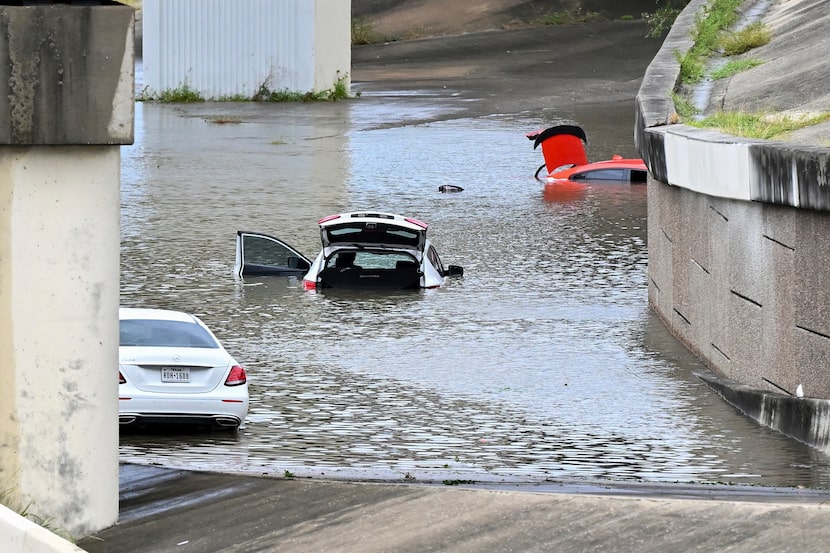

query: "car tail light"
xmin=119 ymin=371 xmax=126 ymax=384
xmin=318 ymin=214 xmax=341 ymax=224
xmin=302 ymin=279 xmax=317 ymax=290
xmin=225 ymin=365 xmax=247 ymax=386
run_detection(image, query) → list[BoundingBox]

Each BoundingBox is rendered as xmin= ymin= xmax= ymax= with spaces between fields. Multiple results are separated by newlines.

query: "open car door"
xmin=234 ymin=231 xmax=311 ymax=277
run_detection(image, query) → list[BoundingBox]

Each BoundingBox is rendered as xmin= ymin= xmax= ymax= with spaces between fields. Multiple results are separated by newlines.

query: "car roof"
xmin=551 ymin=157 xmax=648 ymax=178
xmin=119 ymin=307 xmax=199 ymax=323
xmin=318 ymin=211 xmax=428 ymax=232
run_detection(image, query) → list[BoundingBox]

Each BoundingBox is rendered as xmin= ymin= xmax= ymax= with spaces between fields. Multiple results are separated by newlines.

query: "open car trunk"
xmin=320 ymin=213 xmax=427 ymax=251
xmin=316 ymin=250 xmax=422 ymax=290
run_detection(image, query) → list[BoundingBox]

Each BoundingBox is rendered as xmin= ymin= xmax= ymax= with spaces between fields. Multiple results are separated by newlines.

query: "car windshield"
xmin=120 ymin=319 xmax=220 ymax=348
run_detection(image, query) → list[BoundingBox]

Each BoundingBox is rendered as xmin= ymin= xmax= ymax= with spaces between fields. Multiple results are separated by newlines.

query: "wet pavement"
xmin=91 ymin=463 xmax=830 ymax=553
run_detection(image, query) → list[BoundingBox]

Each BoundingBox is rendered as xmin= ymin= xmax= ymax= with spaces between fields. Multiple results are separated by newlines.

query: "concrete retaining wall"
xmin=635 ymin=0 xmax=830 ymax=447
xmin=698 ymin=372 xmax=830 ymax=450
xmin=647 ymin=160 xmax=830 ymax=397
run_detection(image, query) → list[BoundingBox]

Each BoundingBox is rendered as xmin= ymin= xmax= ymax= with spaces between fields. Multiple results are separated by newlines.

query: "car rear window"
xmin=570 ymin=168 xmax=628 ymax=181
xmin=326 ymin=224 xmax=421 ymax=247
xmin=120 ymin=319 xmax=220 ymax=348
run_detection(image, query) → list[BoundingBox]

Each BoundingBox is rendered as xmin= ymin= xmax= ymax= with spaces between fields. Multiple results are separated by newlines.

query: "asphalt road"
xmin=350 ymin=19 xmax=664 ymax=121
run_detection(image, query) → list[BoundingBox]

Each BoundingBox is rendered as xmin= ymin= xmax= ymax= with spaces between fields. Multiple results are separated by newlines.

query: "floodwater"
xmin=118 ymin=92 xmax=830 ymax=489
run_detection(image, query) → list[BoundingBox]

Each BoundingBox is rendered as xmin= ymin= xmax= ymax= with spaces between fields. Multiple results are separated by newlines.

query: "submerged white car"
xmin=118 ymin=307 xmax=249 ymax=430
xmin=234 ymin=211 xmax=464 ymax=290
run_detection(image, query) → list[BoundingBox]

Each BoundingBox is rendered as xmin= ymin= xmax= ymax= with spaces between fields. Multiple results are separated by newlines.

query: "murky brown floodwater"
xmin=118 ymin=94 xmax=830 ymax=489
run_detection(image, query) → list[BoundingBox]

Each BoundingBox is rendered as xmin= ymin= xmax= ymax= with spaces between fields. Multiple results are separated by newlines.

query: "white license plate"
xmin=161 ymin=367 xmax=191 ymax=383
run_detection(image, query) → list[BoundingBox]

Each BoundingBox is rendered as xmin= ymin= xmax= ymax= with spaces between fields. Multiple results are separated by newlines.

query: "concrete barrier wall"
xmin=0 ymin=505 xmax=85 ymax=553
xmin=635 ymin=0 xmax=830 ymax=446
xmin=698 ymin=373 xmax=830 ymax=450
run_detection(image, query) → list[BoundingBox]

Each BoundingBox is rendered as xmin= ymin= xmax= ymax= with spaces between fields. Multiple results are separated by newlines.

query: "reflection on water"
xmin=119 ymin=99 xmax=830 ymax=488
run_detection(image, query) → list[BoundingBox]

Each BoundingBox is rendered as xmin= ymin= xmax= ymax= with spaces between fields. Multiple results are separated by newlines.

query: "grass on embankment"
xmin=672 ymin=0 xmax=830 ymax=140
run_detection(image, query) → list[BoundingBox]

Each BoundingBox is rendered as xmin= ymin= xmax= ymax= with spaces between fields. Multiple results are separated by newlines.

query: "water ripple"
xmin=119 ymin=103 xmax=830 ymax=489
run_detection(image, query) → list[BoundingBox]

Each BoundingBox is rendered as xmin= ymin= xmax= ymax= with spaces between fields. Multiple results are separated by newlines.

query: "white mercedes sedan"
xmin=118 ymin=307 xmax=249 ymax=431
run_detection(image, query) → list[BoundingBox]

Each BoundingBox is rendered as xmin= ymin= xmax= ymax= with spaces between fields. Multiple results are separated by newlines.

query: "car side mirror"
xmin=444 ymin=265 xmax=464 ymax=277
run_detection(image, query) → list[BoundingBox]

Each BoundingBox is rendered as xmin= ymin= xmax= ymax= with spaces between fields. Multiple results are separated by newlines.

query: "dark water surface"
xmin=119 ymin=96 xmax=830 ymax=489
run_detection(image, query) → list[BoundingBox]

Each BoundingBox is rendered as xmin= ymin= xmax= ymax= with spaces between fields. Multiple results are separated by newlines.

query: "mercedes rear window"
xmin=120 ymin=319 xmax=220 ymax=348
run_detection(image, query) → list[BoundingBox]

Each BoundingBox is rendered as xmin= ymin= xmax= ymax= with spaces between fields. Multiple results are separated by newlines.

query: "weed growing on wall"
xmin=253 ymin=73 xmax=354 ymax=102
xmin=137 ymin=82 xmax=204 ymax=103
xmin=689 ymin=111 xmax=830 ymax=139
xmin=137 ymin=73 xmax=354 ymax=103
xmin=0 ymin=489 xmax=75 ymax=543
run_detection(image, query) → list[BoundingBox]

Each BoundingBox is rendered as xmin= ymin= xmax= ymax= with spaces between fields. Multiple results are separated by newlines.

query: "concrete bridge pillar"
xmin=0 ymin=2 xmax=133 ymax=537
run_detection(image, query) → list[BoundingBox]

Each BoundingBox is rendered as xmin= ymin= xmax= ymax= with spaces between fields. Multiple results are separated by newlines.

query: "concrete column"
xmin=0 ymin=3 xmax=134 ymax=538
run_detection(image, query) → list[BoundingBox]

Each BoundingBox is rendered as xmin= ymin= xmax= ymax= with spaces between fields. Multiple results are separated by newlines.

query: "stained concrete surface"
xmin=91 ymin=464 xmax=830 ymax=553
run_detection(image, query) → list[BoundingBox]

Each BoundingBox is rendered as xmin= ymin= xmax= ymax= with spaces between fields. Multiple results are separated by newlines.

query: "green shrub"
xmin=689 ymin=111 xmax=830 ymax=139
xmin=677 ymin=0 xmax=744 ymax=84
xmin=710 ymin=58 xmax=762 ymax=79
xmin=537 ymin=8 xmax=601 ymax=25
xmin=137 ymin=83 xmax=204 ymax=103
xmin=254 ymin=73 xmax=352 ymax=102
xmin=671 ymin=92 xmax=699 ymax=120
xmin=721 ymin=21 xmax=771 ymax=55
xmin=352 ymin=17 xmax=378 ymax=45
xmin=643 ymin=4 xmax=682 ymax=38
